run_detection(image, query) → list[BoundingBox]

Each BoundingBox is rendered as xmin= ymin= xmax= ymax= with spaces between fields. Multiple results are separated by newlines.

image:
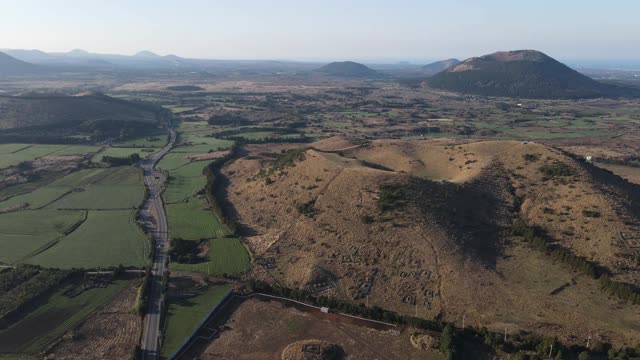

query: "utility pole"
xmin=549 ymin=344 xmax=553 ymax=358
xmin=462 ymin=314 xmax=465 ymax=329
xmin=366 ymin=294 xmax=369 ymax=308
xmin=504 ymin=327 xmax=507 ymax=343
xmin=586 ymin=335 xmax=592 ymax=349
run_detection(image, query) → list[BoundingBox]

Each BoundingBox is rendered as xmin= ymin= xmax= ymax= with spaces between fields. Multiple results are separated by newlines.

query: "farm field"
xmin=171 ymin=238 xmax=250 ymax=275
xmin=166 ymin=198 xmax=225 ymax=240
xmin=45 ymin=167 xmax=144 ymax=210
xmin=91 ymin=147 xmax=157 ymax=162
xmin=112 ymin=134 xmax=168 ymax=148
xmin=0 ymin=278 xmax=130 ymax=356
xmin=0 ymin=210 xmax=85 ymax=263
xmin=0 ymin=144 xmax=69 ymax=169
xmin=163 ymin=168 xmax=208 ymax=204
xmin=160 ymin=281 xmax=230 ymax=359
xmin=0 ymin=166 xmax=148 ymax=268
xmin=45 ymin=280 xmax=143 ymax=360
xmin=50 ymin=145 xmax=103 ymax=156
xmin=27 ymin=209 xmax=148 ymax=268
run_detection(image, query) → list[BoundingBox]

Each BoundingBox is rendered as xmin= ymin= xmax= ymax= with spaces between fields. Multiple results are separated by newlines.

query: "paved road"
xmin=140 ymin=128 xmax=176 ymax=360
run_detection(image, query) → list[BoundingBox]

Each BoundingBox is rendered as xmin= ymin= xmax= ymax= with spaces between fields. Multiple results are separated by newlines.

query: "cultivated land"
xmin=0 ymin=165 xmax=147 ymax=268
xmin=0 ymin=277 xmax=131 ymax=357
xmin=159 ymin=276 xmax=230 ymax=359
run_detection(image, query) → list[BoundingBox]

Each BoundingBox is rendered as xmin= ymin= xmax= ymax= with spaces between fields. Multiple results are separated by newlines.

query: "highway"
xmin=140 ymin=127 xmax=175 ymax=360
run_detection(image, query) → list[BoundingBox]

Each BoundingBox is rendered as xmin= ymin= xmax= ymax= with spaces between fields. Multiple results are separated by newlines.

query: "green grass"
xmin=157 ymin=152 xmax=196 ymax=170
xmin=0 ymin=279 xmax=130 ymax=354
xmin=46 ymin=167 xmax=143 ymax=210
xmin=162 ymin=106 xmax=195 ymax=114
xmin=0 ymin=144 xmax=69 ymax=169
xmin=27 ymin=210 xmax=148 ymax=268
xmin=160 ymin=285 xmax=231 ymax=359
xmin=50 ymin=145 xmax=103 ymax=156
xmin=164 ymin=173 xmax=207 ymax=204
xmin=171 ymin=238 xmax=250 ymax=275
xmin=0 ymin=209 xmax=85 ymax=237
xmin=92 ymin=147 xmax=157 ymax=162
xmin=0 ymin=186 xmax=73 ymax=210
xmin=112 ymin=134 xmax=168 ymax=148
xmin=166 ymin=198 xmax=226 ymax=240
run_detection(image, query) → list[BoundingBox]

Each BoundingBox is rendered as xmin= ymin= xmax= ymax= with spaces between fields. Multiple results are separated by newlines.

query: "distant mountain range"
xmin=316 ymin=61 xmax=379 ymax=77
xmin=0 ymin=51 xmax=41 ymax=76
xmin=427 ymin=50 xmax=638 ymax=99
xmin=422 ymin=58 xmax=461 ymax=74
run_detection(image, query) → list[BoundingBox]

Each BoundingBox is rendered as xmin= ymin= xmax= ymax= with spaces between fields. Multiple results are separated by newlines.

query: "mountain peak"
xmin=427 ymin=49 xmax=632 ymax=99
xmin=317 ymin=61 xmax=378 ymax=77
xmin=67 ymin=49 xmax=90 ymax=56
xmin=134 ymin=50 xmax=161 ymax=58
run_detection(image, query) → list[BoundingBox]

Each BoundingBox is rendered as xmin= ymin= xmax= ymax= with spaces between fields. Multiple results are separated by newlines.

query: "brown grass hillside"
xmin=223 ymin=138 xmax=640 ymax=346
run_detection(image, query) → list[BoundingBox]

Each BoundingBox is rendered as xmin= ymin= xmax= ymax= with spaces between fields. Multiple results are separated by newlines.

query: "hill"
xmin=427 ymin=50 xmax=635 ymax=98
xmin=0 ymin=93 xmax=164 ymax=140
xmin=316 ymin=61 xmax=379 ymax=77
xmin=422 ymin=58 xmax=460 ymax=74
xmin=0 ymin=51 xmax=40 ymax=76
xmin=222 ymin=139 xmax=640 ymax=346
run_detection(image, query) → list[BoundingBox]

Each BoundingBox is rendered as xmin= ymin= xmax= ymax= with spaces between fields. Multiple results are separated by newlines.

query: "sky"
xmin=2 ymin=0 xmax=639 ymax=63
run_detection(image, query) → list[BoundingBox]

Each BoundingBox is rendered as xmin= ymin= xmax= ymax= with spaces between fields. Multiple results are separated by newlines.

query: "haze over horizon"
xmin=2 ymin=0 xmax=640 ymax=64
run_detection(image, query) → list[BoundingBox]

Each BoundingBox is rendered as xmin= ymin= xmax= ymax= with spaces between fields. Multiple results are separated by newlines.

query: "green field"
xmin=162 ymin=105 xmax=195 ymax=114
xmin=46 ymin=167 xmax=143 ymax=210
xmin=50 ymin=145 xmax=103 ymax=156
xmin=163 ymin=162 xmax=209 ymax=204
xmin=92 ymin=147 xmax=157 ymax=162
xmin=160 ymin=285 xmax=230 ymax=359
xmin=0 ymin=144 xmax=70 ymax=169
xmin=171 ymin=238 xmax=250 ymax=275
xmin=0 ymin=210 xmax=86 ymax=264
xmin=0 ymin=186 xmax=73 ymax=210
xmin=157 ymin=152 xmax=200 ymax=170
xmin=27 ymin=210 xmax=148 ymax=268
xmin=0 ymin=166 xmax=148 ymax=268
xmin=112 ymin=134 xmax=168 ymax=148
xmin=0 ymin=279 xmax=130 ymax=355
xmin=166 ymin=198 xmax=226 ymax=240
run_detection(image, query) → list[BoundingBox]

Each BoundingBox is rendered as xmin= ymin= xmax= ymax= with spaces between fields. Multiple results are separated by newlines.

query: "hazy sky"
xmin=2 ymin=0 xmax=639 ymax=62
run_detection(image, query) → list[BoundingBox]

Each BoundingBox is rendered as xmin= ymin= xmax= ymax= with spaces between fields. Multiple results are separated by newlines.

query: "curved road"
xmin=140 ymin=127 xmax=175 ymax=360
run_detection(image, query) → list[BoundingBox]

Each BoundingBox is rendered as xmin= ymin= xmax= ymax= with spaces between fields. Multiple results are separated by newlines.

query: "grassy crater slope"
xmin=427 ymin=50 xmax=636 ymax=99
xmin=225 ymin=139 xmax=640 ymax=346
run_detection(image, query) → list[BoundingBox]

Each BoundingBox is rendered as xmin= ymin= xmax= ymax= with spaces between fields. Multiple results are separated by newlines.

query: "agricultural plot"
xmin=157 ymin=152 xmax=198 ymax=170
xmin=0 ymin=144 xmax=69 ymax=169
xmin=0 ymin=279 xmax=130 ymax=355
xmin=111 ymin=134 xmax=168 ymax=148
xmin=0 ymin=210 xmax=86 ymax=263
xmin=160 ymin=284 xmax=231 ymax=359
xmin=166 ymin=198 xmax=226 ymax=240
xmin=171 ymin=238 xmax=250 ymax=275
xmin=163 ymin=171 xmax=207 ymax=204
xmin=27 ymin=210 xmax=148 ymax=269
xmin=50 ymin=145 xmax=103 ymax=156
xmin=91 ymin=147 xmax=156 ymax=162
xmin=46 ymin=167 xmax=143 ymax=210
xmin=0 ymin=185 xmax=72 ymax=210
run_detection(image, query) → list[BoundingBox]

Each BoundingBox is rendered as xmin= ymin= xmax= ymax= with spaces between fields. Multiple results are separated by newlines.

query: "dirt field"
xmin=45 ymin=282 xmax=142 ymax=360
xmin=595 ymin=163 xmax=640 ymax=185
xmin=197 ymin=298 xmax=439 ymax=360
